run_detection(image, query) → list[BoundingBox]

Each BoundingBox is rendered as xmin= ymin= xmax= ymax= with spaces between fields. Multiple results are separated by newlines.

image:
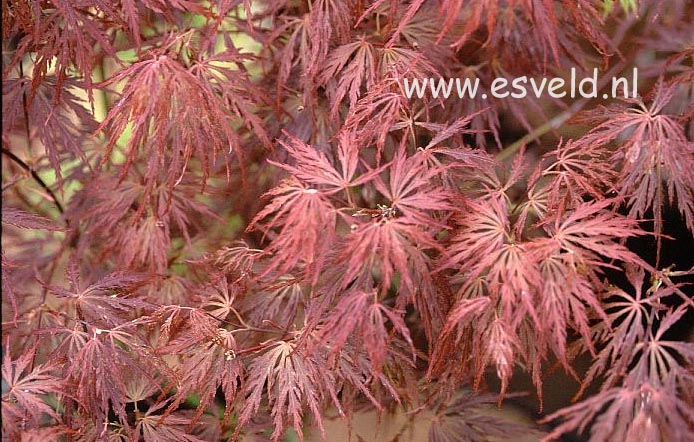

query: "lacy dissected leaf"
xmin=316 ymin=289 xmax=415 ymax=371
xmin=189 ymin=50 xmax=272 ymax=149
xmin=47 ymin=261 xmax=151 ymax=327
xmin=242 ymin=275 xmax=306 ymax=328
xmin=337 ymin=45 xmax=441 ymax=152
xmin=334 ymin=190 xmax=447 ymax=342
xmin=570 ymin=264 xmax=694 ymax=414
xmin=420 ymin=110 xmax=488 ymax=151
xmin=321 ymin=38 xmax=379 ymax=116
xmin=304 ymin=0 xmax=351 ymax=81
xmin=264 ymin=0 xmax=350 ymax=109
xmin=135 ymin=403 xmax=207 ymax=442
xmin=66 ymin=325 xmax=152 ymax=428
xmin=199 ymin=278 xmax=242 ymax=320
xmin=270 ymin=131 xmax=380 ymax=192
xmin=331 ymin=340 xmax=404 ymax=412
xmin=69 ymin=172 xmax=216 ymax=272
xmin=629 ymin=305 xmax=694 ymax=387
xmin=373 ymin=146 xmax=452 ymax=224
xmin=236 ymin=340 xmax=341 ymax=442
xmin=209 ymin=241 xmax=263 ymax=280
xmin=6 ymin=0 xmax=117 ymax=101
xmin=158 ymin=307 xmax=243 ymax=425
xmin=2 ymin=77 xmax=97 ymax=182
xmin=2 ymin=2 xmax=694 ymax=442
xmin=437 ymin=195 xmax=644 ymax=395
xmin=576 ymin=266 xmax=657 ymax=395
xmin=525 ymin=202 xmax=647 ymax=362
xmin=265 ymin=15 xmax=313 ymax=108
xmin=531 ymin=138 xmax=616 ymax=210
xmin=437 ymin=195 xmax=544 ymax=337
xmin=6 ymin=425 xmax=72 ymax=442
xmin=119 ymin=0 xmax=209 ymax=47
xmin=1 ymin=206 xmax=61 ymax=230
xmin=339 ymin=215 xmax=439 ymax=296
xmin=99 ymin=47 xmax=261 ymax=192
xmin=533 ymin=250 xmax=606 ymax=361
xmin=1 ymin=349 xmax=62 ymax=433
xmin=439 ymin=196 xmax=510 ymax=285
xmin=429 ymin=392 xmax=540 ymax=442
xmin=343 ymin=76 xmax=410 ymax=153
xmin=434 ymin=297 xmax=522 ymax=397
xmin=543 ymin=378 xmax=694 ymax=442
xmin=572 ymin=86 xmax=694 ymax=249
xmin=248 ymin=177 xmax=337 ymax=280
xmin=543 ymin=199 xmax=646 ymax=268
xmin=363 ymin=0 xmax=611 ymax=66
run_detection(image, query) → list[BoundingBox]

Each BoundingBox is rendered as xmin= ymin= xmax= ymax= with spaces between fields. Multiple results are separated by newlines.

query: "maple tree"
xmin=2 ymin=1 xmax=693 ymax=441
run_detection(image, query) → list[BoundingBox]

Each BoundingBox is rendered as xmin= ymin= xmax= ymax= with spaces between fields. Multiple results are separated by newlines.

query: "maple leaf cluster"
xmin=2 ymin=1 xmax=693 ymax=441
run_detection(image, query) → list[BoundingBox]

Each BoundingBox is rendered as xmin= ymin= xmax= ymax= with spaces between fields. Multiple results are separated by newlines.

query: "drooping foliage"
xmin=2 ymin=1 xmax=693 ymax=441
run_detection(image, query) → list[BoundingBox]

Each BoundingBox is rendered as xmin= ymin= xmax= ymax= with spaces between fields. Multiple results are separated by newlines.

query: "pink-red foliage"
xmin=2 ymin=1 xmax=693 ymax=441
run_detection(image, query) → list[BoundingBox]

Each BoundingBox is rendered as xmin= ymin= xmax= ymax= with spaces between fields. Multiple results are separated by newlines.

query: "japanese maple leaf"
xmin=266 ymin=15 xmax=314 ymax=108
xmin=210 ymin=240 xmax=263 ymax=279
xmin=542 ymin=199 xmax=646 ymax=269
xmin=573 ymin=265 xmax=659 ymax=397
xmin=158 ymin=308 xmax=243 ymax=425
xmin=439 ymin=196 xmax=511 ymax=286
xmin=360 ymin=0 xmax=611 ymax=67
xmin=629 ymin=305 xmax=694 ymax=387
xmin=543 ymin=378 xmax=694 ymax=442
xmin=242 ymin=275 xmax=306 ymax=328
xmin=373 ymin=146 xmax=453 ymax=225
xmin=135 ymin=402 xmax=207 ymax=442
xmin=266 ymin=0 xmax=350 ymax=109
xmin=343 ymin=76 xmax=410 ymax=154
xmin=569 ymin=266 xmax=694 ymax=412
xmin=70 ymin=171 xmax=217 ymax=272
xmin=66 ymin=325 xmax=155 ymax=428
xmin=1 ymin=349 xmax=62 ymax=430
xmin=335 ymin=209 xmax=446 ymax=343
xmin=531 ymin=138 xmax=617 ymax=210
xmin=316 ymin=289 xmax=415 ymax=371
xmin=433 ymin=298 xmax=522 ymax=399
xmin=269 ymin=131 xmax=382 ymax=193
xmin=200 ymin=278 xmax=241 ymax=321
xmin=415 ymin=109 xmax=490 ymax=151
xmin=484 ymin=319 xmax=523 ymax=396
xmin=236 ymin=340 xmax=341 ymax=442
xmin=573 ymin=86 xmax=694 ymax=258
xmin=429 ymin=392 xmax=541 ymax=442
xmin=2 ymin=206 xmax=62 ymax=231
xmin=189 ymin=50 xmax=272 ymax=150
xmin=7 ymin=0 xmax=116 ymax=103
xmin=340 ymin=215 xmax=440 ymax=295
xmin=248 ymin=177 xmax=337 ymax=280
xmin=47 ymin=262 xmax=151 ymax=327
xmin=533 ymin=250 xmax=606 ymax=361
xmin=320 ymin=38 xmax=379 ymax=116
xmin=2 ymin=77 xmax=96 ymax=183
xmin=555 ymin=267 xmax=694 ymax=440
xmin=306 ymin=0 xmax=351 ymax=81
xmin=2 ymin=206 xmax=63 ymax=321
xmin=98 ymin=44 xmax=264 ymax=192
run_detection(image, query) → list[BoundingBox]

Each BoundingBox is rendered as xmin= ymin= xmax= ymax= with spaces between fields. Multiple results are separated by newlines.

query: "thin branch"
xmin=19 ymin=58 xmax=33 ymax=155
xmin=1 ymin=144 xmax=65 ymax=217
xmin=496 ymin=17 xmax=639 ymax=162
xmin=495 ymin=98 xmax=589 ymax=162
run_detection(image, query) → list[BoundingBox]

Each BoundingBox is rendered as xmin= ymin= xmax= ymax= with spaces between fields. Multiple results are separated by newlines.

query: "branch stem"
xmin=1 ymin=144 xmax=65 ymax=217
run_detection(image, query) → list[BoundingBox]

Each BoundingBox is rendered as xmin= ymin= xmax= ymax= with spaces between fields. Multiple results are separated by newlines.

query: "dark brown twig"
xmin=1 ymin=144 xmax=65 ymax=217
